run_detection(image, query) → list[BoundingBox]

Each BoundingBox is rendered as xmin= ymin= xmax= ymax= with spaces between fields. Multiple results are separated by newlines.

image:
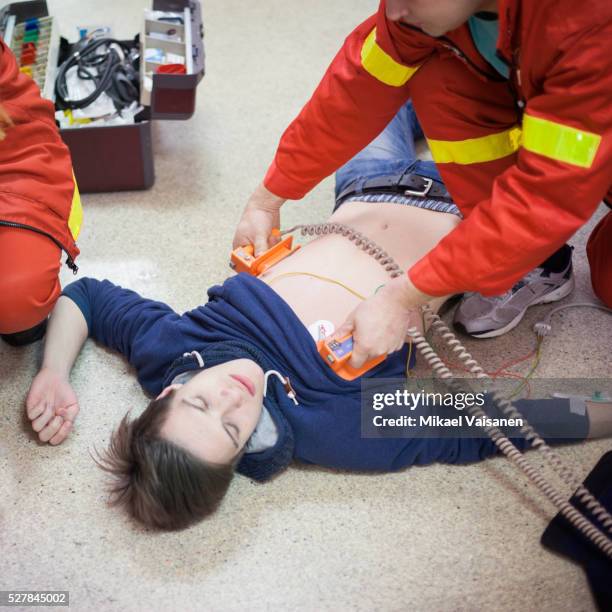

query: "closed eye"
xmin=225 ymin=423 xmax=240 ymax=449
xmin=182 ymin=397 xmax=239 ymax=449
xmin=181 ymin=396 xmax=207 ymax=409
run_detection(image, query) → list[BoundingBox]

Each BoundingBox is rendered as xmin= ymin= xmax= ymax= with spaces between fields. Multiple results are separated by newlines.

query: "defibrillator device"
xmin=316 ymin=335 xmax=386 ymax=381
xmin=230 ymin=227 xmax=385 ymax=380
xmin=230 ymin=229 xmax=300 ymax=276
xmin=231 ymin=222 xmax=612 ymax=560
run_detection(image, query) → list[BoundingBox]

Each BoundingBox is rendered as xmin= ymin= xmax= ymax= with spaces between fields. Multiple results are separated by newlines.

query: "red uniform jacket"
xmin=0 ymin=39 xmax=81 ymax=271
xmin=264 ymin=0 xmax=612 ymax=296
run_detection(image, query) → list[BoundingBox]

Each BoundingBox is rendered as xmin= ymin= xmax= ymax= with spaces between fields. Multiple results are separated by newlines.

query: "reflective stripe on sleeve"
xmin=522 ymin=113 xmax=602 ymax=169
xmin=427 ymin=126 xmax=522 ymax=165
xmin=360 ymin=27 xmax=419 ymax=87
xmin=68 ymin=171 xmax=83 ymax=241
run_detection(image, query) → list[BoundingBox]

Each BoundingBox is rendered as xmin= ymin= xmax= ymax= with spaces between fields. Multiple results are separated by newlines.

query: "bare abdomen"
xmin=260 ymin=201 xmax=460 ymax=332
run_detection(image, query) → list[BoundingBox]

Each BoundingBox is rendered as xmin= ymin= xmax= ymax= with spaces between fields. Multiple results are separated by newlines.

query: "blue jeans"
xmin=334 ymin=101 xmax=461 ymax=216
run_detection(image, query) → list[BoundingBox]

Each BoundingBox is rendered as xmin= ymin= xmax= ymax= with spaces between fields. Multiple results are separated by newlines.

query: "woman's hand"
xmin=334 ymin=274 xmax=432 ymax=369
xmin=233 ymin=183 xmax=286 ymax=256
xmin=25 ymin=367 xmax=79 ymax=445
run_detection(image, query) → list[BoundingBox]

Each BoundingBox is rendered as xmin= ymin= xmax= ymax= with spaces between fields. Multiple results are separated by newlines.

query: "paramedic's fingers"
xmin=234 ymin=183 xmax=286 ymax=256
xmin=336 ymin=308 xmax=376 ymax=370
xmin=234 ymin=205 xmax=280 ymax=257
xmin=348 ymin=275 xmax=432 ymax=369
xmin=348 ymin=340 xmax=371 ymax=371
xmin=333 ymin=312 xmax=355 ymax=340
xmin=350 ymin=325 xmax=403 ymax=369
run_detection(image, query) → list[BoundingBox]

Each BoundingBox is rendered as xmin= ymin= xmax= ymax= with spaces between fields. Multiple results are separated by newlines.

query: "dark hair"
xmin=95 ymin=390 xmax=235 ymax=531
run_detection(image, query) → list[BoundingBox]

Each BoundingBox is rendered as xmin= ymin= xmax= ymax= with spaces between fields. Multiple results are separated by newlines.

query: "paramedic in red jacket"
xmin=233 ymin=0 xmax=611 ymax=368
xmin=0 ymin=40 xmax=82 ymax=346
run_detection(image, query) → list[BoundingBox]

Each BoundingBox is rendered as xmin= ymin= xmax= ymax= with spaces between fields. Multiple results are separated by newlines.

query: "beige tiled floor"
xmin=1 ymin=1 xmax=611 ymax=610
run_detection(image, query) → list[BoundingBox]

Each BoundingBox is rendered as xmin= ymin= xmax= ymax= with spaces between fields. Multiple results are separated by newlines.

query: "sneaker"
xmin=453 ymin=245 xmax=574 ymax=338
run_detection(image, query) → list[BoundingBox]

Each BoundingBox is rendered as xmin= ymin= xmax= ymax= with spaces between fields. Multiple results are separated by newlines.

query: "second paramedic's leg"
xmin=586 ymin=210 xmax=612 ymax=308
xmin=334 ymin=101 xmax=460 ymax=216
xmin=409 ymin=55 xmax=574 ymax=339
xmin=0 ymin=228 xmax=61 ymax=345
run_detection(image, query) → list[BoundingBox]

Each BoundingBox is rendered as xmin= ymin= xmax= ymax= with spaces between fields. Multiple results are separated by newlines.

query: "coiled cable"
xmin=283 ymin=221 xmax=612 ymax=558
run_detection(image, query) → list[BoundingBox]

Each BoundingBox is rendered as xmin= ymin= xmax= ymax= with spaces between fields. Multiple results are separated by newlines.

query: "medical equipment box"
xmin=0 ymin=0 xmax=205 ymax=193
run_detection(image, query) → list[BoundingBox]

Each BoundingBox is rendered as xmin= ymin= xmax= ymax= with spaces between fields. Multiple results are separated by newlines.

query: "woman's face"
xmin=160 ymin=359 xmax=265 ymax=464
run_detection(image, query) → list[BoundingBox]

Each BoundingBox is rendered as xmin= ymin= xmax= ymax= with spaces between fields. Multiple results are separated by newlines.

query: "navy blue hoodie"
xmin=62 ymin=274 xmax=588 ymax=481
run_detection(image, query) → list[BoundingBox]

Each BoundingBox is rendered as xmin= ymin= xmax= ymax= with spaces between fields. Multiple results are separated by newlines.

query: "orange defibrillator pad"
xmin=230 ymin=229 xmax=300 ymax=276
xmin=317 ymin=334 xmax=386 ymax=381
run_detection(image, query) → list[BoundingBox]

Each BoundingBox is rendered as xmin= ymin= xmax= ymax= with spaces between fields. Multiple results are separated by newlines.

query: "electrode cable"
xmin=278 ymin=221 xmax=612 ymax=558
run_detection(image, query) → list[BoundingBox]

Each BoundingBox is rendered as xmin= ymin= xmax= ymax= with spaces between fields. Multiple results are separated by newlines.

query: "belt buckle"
xmin=405 ymin=176 xmax=433 ymax=198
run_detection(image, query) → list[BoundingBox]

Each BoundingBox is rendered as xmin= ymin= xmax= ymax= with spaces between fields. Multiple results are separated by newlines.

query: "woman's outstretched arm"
xmin=26 ymin=296 xmax=88 ymax=444
xmin=60 ymin=277 xmax=184 ymax=394
xmin=25 ymin=277 xmax=184 ymax=444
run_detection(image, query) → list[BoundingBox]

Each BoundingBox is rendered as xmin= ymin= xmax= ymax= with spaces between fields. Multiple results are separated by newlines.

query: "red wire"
xmin=488 ymin=347 xmax=538 ymax=377
xmin=438 ymin=344 xmax=538 ymax=399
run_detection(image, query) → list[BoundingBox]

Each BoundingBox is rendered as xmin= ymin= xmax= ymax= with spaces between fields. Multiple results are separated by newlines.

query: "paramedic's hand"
xmin=25 ymin=367 xmax=79 ymax=445
xmin=335 ymin=275 xmax=431 ymax=369
xmin=234 ymin=183 xmax=286 ymax=256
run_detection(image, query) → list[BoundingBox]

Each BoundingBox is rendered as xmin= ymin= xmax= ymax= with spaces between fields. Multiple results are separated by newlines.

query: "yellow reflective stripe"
xmin=360 ymin=27 xmax=419 ymax=87
xmin=427 ymin=126 xmax=522 ymax=165
xmin=522 ymin=113 xmax=601 ymax=169
xmin=68 ymin=171 xmax=83 ymax=240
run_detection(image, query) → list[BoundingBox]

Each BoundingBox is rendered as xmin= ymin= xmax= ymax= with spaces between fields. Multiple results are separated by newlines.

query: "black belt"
xmin=337 ymin=172 xmax=453 ymax=204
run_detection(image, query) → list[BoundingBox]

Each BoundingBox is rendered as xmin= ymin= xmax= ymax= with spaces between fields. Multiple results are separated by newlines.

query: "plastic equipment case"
xmin=0 ymin=0 xmax=205 ymax=193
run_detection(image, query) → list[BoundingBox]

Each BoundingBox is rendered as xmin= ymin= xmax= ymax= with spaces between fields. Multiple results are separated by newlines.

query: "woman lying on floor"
xmin=25 ymin=103 xmax=612 ymax=530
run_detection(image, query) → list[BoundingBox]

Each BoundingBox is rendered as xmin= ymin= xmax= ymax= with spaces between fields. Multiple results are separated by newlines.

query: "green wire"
xmin=505 ymin=337 xmax=543 ymax=400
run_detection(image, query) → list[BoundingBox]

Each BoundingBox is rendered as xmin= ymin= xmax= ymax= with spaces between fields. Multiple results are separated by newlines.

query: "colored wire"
xmin=265 ymin=272 xmax=367 ymax=300
xmin=489 ymin=346 xmax=538 ymax=378
xmin=433 ymin=335 xmax=543 ymax=399
xmin=266 ymin=271 xmax=419 ymax=376
xmin=506 ymin=337 xmax=543 ymax=400
xmin=406 ymin=341 xmax=413 ymax=378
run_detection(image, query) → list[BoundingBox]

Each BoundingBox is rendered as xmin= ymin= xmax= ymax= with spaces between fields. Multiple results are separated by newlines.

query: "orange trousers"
xmin=0 ymin=227 xmax=62 ymax=334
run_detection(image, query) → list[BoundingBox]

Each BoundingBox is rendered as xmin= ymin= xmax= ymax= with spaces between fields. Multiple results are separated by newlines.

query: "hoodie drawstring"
xmin=183 ymin=351 xmax=205 ymax=368
xmin=264 ymin=370 xmax=299 ymax=405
